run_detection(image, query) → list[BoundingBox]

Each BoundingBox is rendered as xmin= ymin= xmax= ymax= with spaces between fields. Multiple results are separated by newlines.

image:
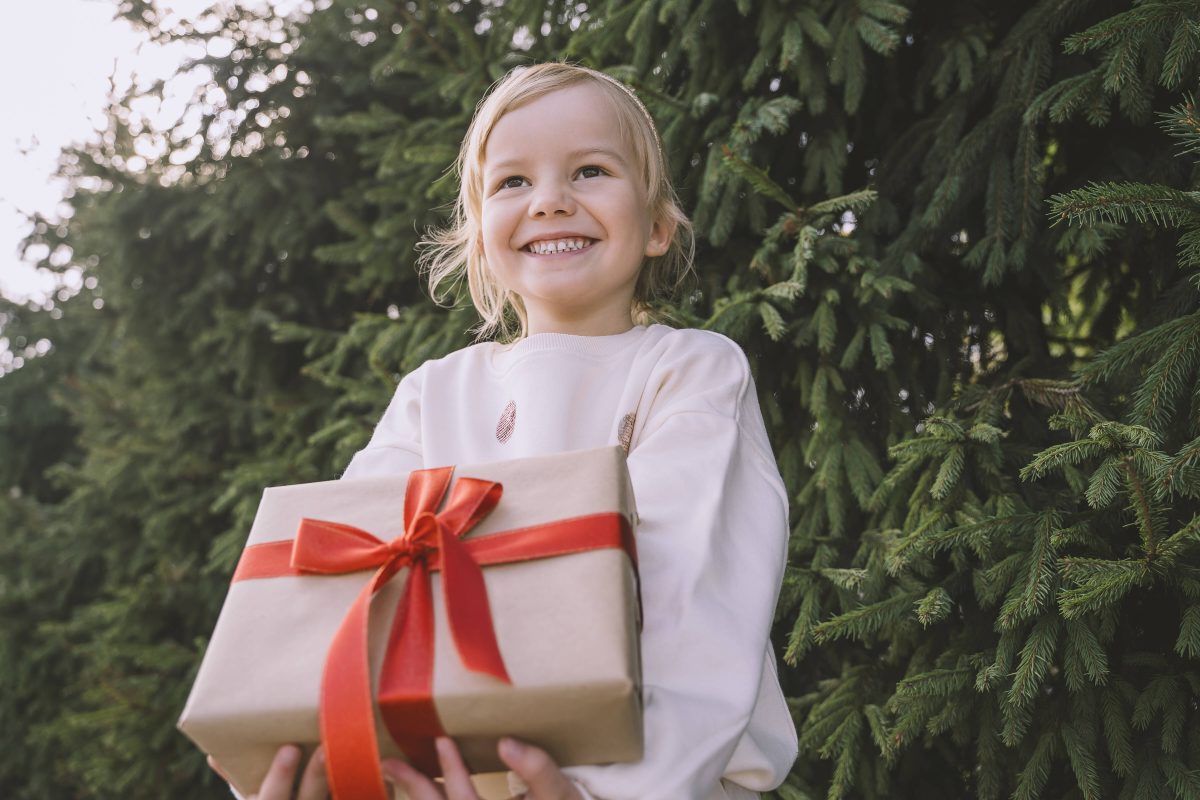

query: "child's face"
xmin=480 ymin=83 xmax=672 ymax=335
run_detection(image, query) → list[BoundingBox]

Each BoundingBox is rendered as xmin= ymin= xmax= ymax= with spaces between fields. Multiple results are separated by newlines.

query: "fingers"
xmin=381 ymin=758 xmax=446 ymax=800
xmin=435 ymin=737 xmax=479 ymax=798
xmin=256 ymin=745 xmax=303 ymax=800
xmin=498 ymin=738 xmax=578 ymax=800
xmin=296 ymin=746 xmax=329 ymax=800
xmin=381 ymin=738 xmax=482 ymax=800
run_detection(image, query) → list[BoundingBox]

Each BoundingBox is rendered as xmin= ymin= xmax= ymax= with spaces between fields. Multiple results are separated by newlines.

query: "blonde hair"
xmin=419 ymin=62 xmax=695 ymax=341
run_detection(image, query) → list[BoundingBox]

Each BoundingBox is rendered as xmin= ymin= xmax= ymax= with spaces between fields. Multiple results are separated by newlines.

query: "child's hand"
xmin=209 ymin=744 xmax=329 ymax=800
xmin=383 ymin=737 xmax=585 ymax=800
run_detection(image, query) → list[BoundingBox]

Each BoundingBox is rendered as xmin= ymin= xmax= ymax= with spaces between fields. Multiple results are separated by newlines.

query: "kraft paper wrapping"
xmin=178 ymin=446 xmax=643 ymax=797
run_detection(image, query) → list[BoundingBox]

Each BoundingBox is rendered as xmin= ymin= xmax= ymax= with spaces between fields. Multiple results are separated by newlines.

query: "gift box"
xmin=178 ymin=446 xmax=643 ymax=799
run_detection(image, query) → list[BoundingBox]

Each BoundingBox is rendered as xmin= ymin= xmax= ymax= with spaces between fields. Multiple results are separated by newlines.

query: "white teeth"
xmin=526 ymin=237 xmax=590 ymax=254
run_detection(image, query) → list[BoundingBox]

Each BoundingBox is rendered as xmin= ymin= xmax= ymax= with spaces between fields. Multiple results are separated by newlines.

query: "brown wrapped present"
xmin=178 ymin=446 xmax=642 ymax=799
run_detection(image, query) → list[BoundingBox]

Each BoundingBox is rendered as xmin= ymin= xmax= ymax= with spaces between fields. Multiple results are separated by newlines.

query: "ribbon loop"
xmin=291 ymin=519 xmax=392 ymax=574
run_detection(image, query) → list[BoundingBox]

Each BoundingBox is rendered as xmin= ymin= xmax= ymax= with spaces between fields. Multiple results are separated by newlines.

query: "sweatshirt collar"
xmin=492 ymin=325 xmax=649 ymax=368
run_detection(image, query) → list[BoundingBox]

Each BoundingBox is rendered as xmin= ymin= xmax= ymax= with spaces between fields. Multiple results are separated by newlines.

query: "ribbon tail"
xmin=378 ymin=563 xmax=444 ymax=776
xmin=320 ymin=570 xmax=391 ymax=800
xmin=439 ymin=527 xmax=511 ymax=683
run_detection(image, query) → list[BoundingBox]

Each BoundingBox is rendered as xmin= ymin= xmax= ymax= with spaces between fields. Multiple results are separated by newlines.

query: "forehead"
xmin=482 ymin=83 xmax=638 ymax=170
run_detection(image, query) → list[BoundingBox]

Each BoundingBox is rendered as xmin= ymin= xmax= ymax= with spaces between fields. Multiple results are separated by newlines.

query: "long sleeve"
xmin=559 ymin=335 xmax=796 ymax=800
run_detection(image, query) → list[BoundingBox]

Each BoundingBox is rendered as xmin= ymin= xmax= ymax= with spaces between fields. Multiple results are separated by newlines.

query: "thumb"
xmin=498 ymin=738 xmax=576 ymax=798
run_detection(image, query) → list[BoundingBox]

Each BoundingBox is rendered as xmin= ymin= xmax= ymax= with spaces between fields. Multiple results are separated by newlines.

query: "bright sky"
xmin=0 ymin=0 xmax=302 ymax=305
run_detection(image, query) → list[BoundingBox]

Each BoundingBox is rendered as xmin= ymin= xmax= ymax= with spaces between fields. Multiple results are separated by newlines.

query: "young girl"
xmin=246 ymin=62 xmax=797 ymax=800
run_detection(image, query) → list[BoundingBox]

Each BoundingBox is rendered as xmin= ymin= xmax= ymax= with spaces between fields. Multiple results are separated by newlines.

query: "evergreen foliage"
xmin=2 ymin=0 xmax=1199 ymax=798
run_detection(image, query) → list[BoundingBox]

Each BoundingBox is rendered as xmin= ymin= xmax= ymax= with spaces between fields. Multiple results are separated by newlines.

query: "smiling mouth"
xmin=523 ymin=237 xmax=596 ymax=255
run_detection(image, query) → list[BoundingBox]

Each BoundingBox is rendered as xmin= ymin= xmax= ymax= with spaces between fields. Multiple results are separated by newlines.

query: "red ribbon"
xmin=232 ymin=467 xmax=637 ymax=800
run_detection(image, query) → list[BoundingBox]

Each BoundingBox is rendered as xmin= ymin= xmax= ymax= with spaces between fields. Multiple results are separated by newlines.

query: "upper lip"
xmin=519 ymin=232 xmax=598 ymax=249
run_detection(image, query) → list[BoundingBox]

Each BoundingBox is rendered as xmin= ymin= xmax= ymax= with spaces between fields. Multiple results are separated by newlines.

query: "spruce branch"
xmin=1085 ymin=456 xmax=1124 ymax=508
xmin=1081 ymin=311 xmax=1200 ymax=386
xmin=1048 ymin=181 xmax=1200 ymax=228
xmin=825 ymin=713 xmax=862 ymax=800
xmin=1101 ymin=686 xmax=1135 ymax=776
xmin=915 ymin=587 xmax=953 ymax=626
xmin=720 ymin=149 xmax=878 ymax=231
xmin=1161 ymin=684 xmax=1187 ymax=754
xmin=1064 ymin=619 xmax=1110 ymax=689
xmin=893 ymin=667 xmax=972 ymax=702
xmin=930 ymin=445 xmax=964 ymax=499
xmin=1162 ymin=757 xmax=1200 ymax=799
xmin=1164 ymin=437 xmax=1200 ymax=493
xmin=1161 ymin=94 xmax=1200 ymax=157
xmin=784 ymin=587 xmax=821 ymax=665
xmin=1006 ymin=614 xmax=1061 ymax=709
xmin=819 ymin=568 xmax=870 ymax=591
xmin=1063 ymin=1 xmax=1195 ymax=60
xmin=1020 ymin=438 xmax=1105 ymax=481
xmin=1057 ymin=558 xmax=1150 ymax=618
xmin=758 ymin=301 xmax=788 ymax=341
xmin=998 ymin=513 xmax=1058 ymax=630
xmin=1123 ymin=456 xmax=1161 ymax=557
xmin=862 ymin=704 xmax=892 ymax=762
xmin=811 ymin=591 xmax=920 ymax=643
xmin=1012 ymin=729 xmax=1058 ymax=799
xmin=1178 ymin=227 xmax=1200 ymax=268
xmin=1014 ymin=379 xmax=1101 ymax=420
xmin=1061 ymin=722 xmax=1103 ymax=800
xmin=1160 ymin=24 xmax=1200 ymax=90
xmin=1131 ymin=314 xmax=1200 ymax=429
xmin=806 ymin=188 xmax=878 ymax=219
xmin=720 ymin=147 xmax=799 ymax=213
xmin=1024 ymin=67 xmax=1105 ymax=125
xmin=980 ymin=558 xmax=1026 ymax=612
xmin=976 ymin=628 xmax=1020 ymax=691
xmin=1079 ymin=422 xmax=1161 ymax=449
xmin=885 ymin=510 xmax=950 ymax=574
xmin=1175 ymin=605 xmax=1200 ymax=658
xmin=1159 ymin=514 xmax=1200 ymax=563
xmin=1131 ymin=674 xmax=1181 ymax=732
xmin=800 ymin=673 xmax=869 ymax=755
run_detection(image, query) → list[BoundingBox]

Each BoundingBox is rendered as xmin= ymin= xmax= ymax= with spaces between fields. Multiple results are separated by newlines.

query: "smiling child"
xmin=244 ymin=62 xmax=798 ymax=800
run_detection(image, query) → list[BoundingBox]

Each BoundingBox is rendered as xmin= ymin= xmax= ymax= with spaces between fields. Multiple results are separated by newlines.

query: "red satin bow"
xmin=295 ymin=468 xmax=510 ymax=799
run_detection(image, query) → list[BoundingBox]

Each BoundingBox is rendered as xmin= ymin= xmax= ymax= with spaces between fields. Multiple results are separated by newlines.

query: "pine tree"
xmin=2 ymin=1 xmax=1198 ymax=798
xmin=768 ymin=3 xmax=1200 ymax=799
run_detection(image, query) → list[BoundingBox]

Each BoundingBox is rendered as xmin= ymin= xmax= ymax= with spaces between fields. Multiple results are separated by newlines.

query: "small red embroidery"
xmin=496 ymin=400 xmax=517 ymax=443
xmin=618 ymin=412 xmax=636 ymax=453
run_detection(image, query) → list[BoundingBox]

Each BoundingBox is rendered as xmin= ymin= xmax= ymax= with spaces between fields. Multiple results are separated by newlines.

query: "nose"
xmin=527 ymin=179 xmax=575 ymax=218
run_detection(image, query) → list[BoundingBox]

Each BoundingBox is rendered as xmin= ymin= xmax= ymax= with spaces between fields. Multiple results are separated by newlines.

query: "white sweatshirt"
xmin=344 ymin=324 xmax=798 ymax=800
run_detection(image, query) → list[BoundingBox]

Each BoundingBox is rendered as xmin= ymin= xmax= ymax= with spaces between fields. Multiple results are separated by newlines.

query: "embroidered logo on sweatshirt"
xmin=496 ymin=400 xmax=517 ymax=443
xmin=618 ymin=412 xmax=636 ymax=453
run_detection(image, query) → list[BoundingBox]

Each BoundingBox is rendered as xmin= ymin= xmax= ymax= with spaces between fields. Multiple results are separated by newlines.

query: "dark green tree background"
xmin=3 ymin=0 xmax=1199 ymax=798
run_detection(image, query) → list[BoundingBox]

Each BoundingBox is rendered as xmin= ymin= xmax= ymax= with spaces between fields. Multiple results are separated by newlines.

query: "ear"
xmin=643 ymin=211 xmax=675 ymax=258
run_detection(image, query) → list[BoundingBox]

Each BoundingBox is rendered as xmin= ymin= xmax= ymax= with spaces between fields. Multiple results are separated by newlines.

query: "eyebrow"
xmin=485 ymin=147 xmax=629 ymax=174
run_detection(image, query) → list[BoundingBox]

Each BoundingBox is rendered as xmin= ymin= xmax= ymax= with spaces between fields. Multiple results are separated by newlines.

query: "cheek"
xmin=478 ymin=212 xmax=508 ymax=276
xmin=481 ymin=202 xmax=513 ymax=246
xmin=614 ymin=190 xmax=654 ymax=237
